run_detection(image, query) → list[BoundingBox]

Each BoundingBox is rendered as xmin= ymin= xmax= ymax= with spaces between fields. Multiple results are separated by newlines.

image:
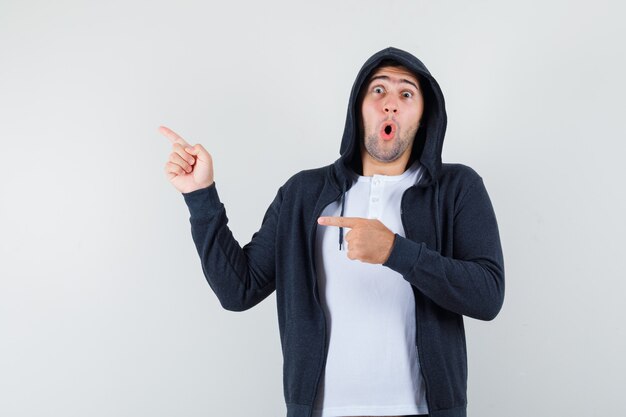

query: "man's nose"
xmin=383 ymin=99 xmax=398 ymax=114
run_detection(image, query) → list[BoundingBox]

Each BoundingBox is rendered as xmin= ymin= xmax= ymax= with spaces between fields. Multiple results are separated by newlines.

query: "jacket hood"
xmin=332 ymin=46 xmax=448 ymax=191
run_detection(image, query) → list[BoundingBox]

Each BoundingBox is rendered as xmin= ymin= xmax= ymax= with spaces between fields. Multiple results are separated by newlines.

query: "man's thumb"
xmin=185 ymin=144 xmax=210 ymax=161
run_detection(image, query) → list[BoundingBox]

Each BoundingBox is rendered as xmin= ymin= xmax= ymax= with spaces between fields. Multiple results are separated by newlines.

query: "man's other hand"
xmin=318 ymin=216 xmax=396 ymax=264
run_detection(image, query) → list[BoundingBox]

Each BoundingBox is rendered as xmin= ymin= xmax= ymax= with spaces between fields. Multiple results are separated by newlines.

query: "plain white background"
xmin=1 ymin=1 xmax=625 ymax=416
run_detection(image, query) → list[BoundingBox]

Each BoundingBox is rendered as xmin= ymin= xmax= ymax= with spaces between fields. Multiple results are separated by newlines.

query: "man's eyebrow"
xmin=368 ymin=75 xmax=420 ymax=91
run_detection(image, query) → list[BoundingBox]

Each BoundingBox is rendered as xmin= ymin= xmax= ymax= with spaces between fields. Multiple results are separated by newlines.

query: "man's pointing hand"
xmin=317 ymin=216 xmax=396 ymax=264
xmin=159 ymin=125 xmax=215 ymax=194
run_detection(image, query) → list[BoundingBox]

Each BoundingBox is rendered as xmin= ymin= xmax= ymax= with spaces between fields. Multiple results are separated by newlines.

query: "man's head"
xmin=358 ymin=60 xmax=424 ymax=166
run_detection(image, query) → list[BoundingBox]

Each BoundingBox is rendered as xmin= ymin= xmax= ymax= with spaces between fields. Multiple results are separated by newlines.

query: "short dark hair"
xmin=368 ymin=59 xmax=422 ymax=86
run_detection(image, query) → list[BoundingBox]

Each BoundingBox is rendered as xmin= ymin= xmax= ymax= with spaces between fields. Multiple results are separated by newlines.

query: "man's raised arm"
xmin=160 ymin=125 xmax=279 ymax=311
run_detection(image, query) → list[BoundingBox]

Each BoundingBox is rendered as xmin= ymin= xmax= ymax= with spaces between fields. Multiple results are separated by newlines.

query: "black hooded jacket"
xmin=182 ymin=47 xmax=505 ymax=417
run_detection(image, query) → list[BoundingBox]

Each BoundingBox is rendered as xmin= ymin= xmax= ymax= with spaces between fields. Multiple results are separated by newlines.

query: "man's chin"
xmin=367 ymin=149 xmax=402 ymax=164
xmin=364 ymin=140 xmax=397 ymax=160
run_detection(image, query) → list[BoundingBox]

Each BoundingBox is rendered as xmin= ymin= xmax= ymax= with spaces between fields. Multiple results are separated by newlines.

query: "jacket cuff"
xmin=181 ymin=182 xmax=222 ymax=220
xmin=383 ymin=234 xmax=424 ymax=276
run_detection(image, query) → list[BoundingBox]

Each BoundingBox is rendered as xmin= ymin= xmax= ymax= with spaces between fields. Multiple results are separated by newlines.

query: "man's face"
xmin=359 ymin=65 xmax=424 ymax=164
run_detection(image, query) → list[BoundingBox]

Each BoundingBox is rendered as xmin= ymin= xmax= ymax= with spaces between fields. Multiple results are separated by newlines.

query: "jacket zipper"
xmin=309 ymin=195 xmax=340 ymax=414
xmin=400 ymin=185 xmax=432 ymax=411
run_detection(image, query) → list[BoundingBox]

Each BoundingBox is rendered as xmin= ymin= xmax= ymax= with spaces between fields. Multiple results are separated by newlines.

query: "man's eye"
xmin=402 ymin=91 xmax=413 ymax=98
xmin=373 ymin=86 xmax=384 ymax=94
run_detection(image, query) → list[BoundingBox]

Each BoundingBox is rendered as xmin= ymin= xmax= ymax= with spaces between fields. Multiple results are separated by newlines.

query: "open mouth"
xmin=380 ymin=121 xmax=396 ymax=140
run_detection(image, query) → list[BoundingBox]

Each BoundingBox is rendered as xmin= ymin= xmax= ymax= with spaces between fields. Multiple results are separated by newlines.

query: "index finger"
xmin=158 ymin=125 xmax=190 ymax=147
xmin=317 ymin=216 xmax=365 ymax=228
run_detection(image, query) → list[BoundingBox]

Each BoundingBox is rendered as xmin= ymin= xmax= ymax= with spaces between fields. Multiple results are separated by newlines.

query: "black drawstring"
xmin=339 ymin=184 xmax=346 ymax=250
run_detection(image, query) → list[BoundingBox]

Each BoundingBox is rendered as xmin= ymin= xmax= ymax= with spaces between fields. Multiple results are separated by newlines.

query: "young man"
xmin=161 ymin=47 xmax=505 ymax=417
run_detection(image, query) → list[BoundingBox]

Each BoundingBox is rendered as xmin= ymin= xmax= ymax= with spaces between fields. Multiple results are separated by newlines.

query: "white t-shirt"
xmin=312 ymin=160 xmax=429 ymax=417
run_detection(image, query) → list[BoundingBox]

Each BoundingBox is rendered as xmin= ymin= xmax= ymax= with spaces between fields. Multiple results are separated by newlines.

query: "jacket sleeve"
xmin=383 ymin=177 xmax=505 ymax=321
xmin=182 ymin=182 xmax=282 ymax=312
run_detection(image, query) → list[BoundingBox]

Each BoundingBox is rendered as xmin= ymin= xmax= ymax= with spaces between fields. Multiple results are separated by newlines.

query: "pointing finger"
xmin=158 ymin=125 xmax=190 ymax=147
xmin=317 ymin=216 xmax=365 ymax=228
